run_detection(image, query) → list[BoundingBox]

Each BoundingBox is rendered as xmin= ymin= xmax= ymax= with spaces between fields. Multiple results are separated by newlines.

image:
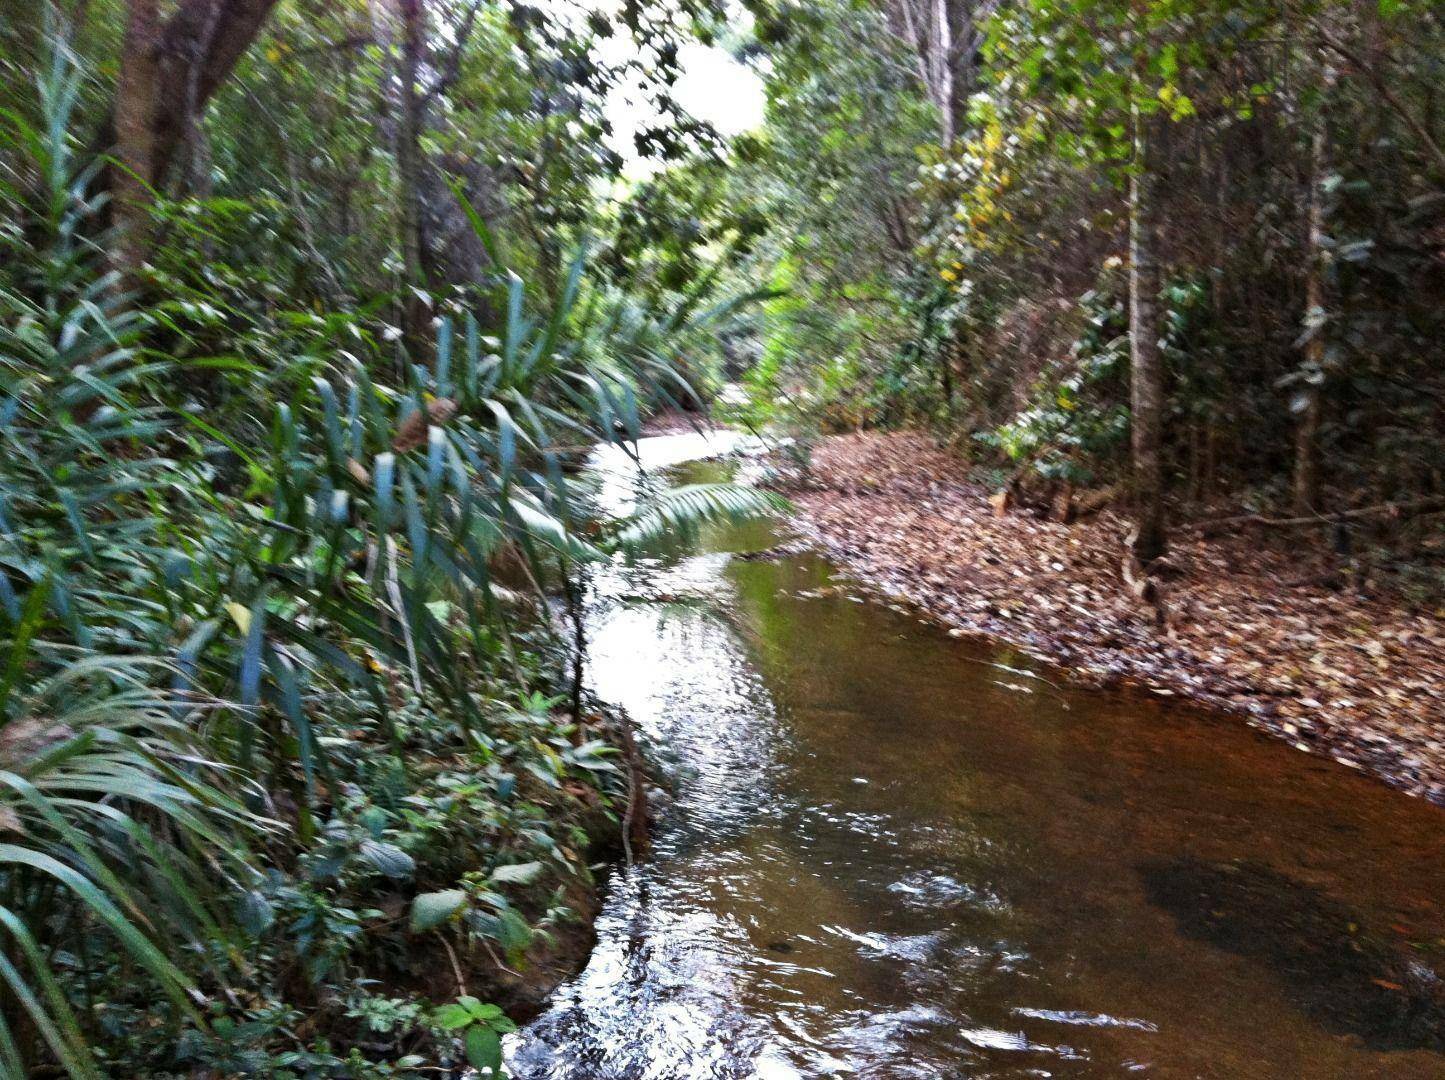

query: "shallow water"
xmin=511 ymin=431 xmax=1445 ymax=1079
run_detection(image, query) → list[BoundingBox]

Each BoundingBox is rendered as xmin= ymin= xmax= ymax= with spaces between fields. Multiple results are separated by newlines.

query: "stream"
xmin=509 ymin=430 xmax=1445 ymax=1079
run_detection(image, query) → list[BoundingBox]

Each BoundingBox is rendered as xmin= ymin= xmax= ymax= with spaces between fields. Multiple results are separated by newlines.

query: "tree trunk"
xmin=113 ymin=0 xmax=161 ymax=278
xmin=938 ymin=342 xmax=955 ymax=413
xmin=1128 ymin=49 xmax=1166 ymax=563
xmin=102 ymin=0 xmax=280 ymax=268
xmin=944 ymin=0 xmax=991 ymax=140
xmin=1293 ymin=95 xmax=1331 ymax=515
xmin=150 ymin=0 xmax=280 ymax=185
xmin=366 ymin=0 xmax=430 ymax=344
xmin=106 ymin=0 xmax=282 ymax=193
xmin=378 ymin=0 xmax=498 ymax=339
xmin=396 ymin=0 xmax=434 ymax=343
xmin=931 ymin=0 xmax=954 ymax=144
xmin=888 ymin=0 xmax=992 ymax=147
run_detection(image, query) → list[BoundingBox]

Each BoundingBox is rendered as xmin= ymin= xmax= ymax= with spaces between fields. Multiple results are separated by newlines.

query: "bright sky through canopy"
xmin=671 ymin=41 xmax=767 ymax=137
xmin=534 ymin=0 xmax=765 ymax=176
xmin=604 ymin=41 xmax=765 ymax=177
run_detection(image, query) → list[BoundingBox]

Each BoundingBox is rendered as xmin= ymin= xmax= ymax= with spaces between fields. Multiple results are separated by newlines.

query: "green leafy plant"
xmin=0 ymin=41 xmax=268 ymax=1075
xmin=977 ymin=287 xmax=1130 ymax=485
xmin=0 ymin=17 xmax=786 ymax=1078
xmin=433 ymin=997 xmax=517 ymax=1078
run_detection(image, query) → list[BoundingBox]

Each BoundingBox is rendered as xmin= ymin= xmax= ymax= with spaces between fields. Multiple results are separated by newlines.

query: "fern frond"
xmin=612 ymin=483 xmax=790 ymax=554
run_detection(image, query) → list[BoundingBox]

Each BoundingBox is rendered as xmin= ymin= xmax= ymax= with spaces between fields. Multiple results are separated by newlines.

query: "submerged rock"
xmin=1139 ymin=856 xmax=1445 ymax=1051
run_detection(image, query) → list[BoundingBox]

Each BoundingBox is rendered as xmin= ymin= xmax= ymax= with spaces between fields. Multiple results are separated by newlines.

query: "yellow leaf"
xmin=225 ymin=602 xmax=252 ymax=635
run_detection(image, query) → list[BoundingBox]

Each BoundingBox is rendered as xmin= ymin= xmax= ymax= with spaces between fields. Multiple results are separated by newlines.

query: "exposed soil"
xmin=485 ymin=876 xmax=607 ymax=1023
xmin=641 ymin=407 xmax=713 ymax=436
xmin=772 ymin=431 xmax=1445 ymax=806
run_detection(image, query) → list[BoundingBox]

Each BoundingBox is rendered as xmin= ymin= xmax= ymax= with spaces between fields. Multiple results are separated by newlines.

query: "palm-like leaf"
xmin=613 ymin=483 xmax=790 ymax=553
xmin=0 ymin=641 xmax=261 ymax=1078
xmin=0 ymin=40 xmax=263 ymax=1076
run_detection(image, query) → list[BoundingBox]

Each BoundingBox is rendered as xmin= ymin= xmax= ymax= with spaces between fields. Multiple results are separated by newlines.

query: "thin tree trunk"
xmin=365 ymin=0 xmax=405 ymax=333
xmin=1293 ymin=89 xmax=1331 ymax=515
xmin=113 ymin=0 xmax=161 ymax=278
xmin=397 ymin=0 xmax=428 ymax=294
xmin=888 ymin=0 xmax=969 ymax=146
xmin=368 ymin=0 xmax=429 ymax=345
xmin=932 ymin=0 xmax=954 ymax=144
xmin=374 ymin=0 xmax=498 ymax=337
xmin=1128 ymin=170 xmax=1167 ymax=562
xmin=1128 ymin=21 xmax=1166 ymax=563
xmin=382 ymin=0 xmax=439 ymax=347
xmin=944 ymin=0 xmax=991 ymax=140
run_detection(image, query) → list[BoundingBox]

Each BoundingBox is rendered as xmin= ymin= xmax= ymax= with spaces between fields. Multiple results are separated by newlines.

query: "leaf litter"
xmin=772 ymin=432 xmax=1445 ymax=807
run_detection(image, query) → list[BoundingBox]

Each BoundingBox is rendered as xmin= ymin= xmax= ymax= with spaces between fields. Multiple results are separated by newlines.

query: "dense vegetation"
xmin=0 ymin=0 xmax=1441 ymax=1074
xmin=0 ymin=2 xmax=778 ymax=1075
xmin=732 ymin=0 xmax=1443 ymax=589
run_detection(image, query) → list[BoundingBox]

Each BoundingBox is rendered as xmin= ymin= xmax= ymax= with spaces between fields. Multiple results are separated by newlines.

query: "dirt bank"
xmin=775 ymin=431 xmax=1445 ymax=806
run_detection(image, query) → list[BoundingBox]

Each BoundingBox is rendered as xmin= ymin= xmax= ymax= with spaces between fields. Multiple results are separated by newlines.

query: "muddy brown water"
xmin=509 ymin=432 xmax=1445 ymax=1079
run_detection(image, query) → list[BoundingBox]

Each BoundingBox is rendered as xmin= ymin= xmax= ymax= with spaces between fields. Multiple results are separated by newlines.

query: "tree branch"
xmin=1314 ymin=30 xmax=1445 ymax=177
xmin=1188 ymin=496 xmax=1445 ymax=535
xmin=150 ymin=0 xmax=283 ymax=185
xmin=426 ymin=0 xmax=485 ymax=102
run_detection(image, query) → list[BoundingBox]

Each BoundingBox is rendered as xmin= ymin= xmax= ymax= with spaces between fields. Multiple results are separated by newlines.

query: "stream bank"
xmin=510 ymin=428 xmax=1445 ymax=1079
xmin=774 ymin=431 xmax=1445 ymax=806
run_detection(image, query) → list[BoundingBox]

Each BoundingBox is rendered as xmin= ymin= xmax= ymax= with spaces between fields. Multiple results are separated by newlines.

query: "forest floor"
xmin=771 ymin=431 xmax=1445 ymax=807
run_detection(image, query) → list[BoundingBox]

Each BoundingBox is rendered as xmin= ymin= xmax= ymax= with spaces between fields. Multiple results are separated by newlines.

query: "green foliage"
xmin=0 ymin=50 xmax=266 ymax=1076
xmin=712 ymin=0 xmax=935 ymax=432
xmin=0 ymin=647 xmax=259 ymax=1078
xmin=978 ymin=287 xmax=1131 ymax=485
xmin=433 ymin=996 xmax=517 ymax=1078
xmin=737 ymin=0 xmax=1443 ymax=587
xmin=0 ymin=22 xmax=783 ymax=1075
xmin=615 ymin=483 xmax=790 ymax=552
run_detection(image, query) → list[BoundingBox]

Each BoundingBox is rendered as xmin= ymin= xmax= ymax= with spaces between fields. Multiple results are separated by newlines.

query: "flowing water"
xmin=510 ymin=431 xmax=1445 ymax=1079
